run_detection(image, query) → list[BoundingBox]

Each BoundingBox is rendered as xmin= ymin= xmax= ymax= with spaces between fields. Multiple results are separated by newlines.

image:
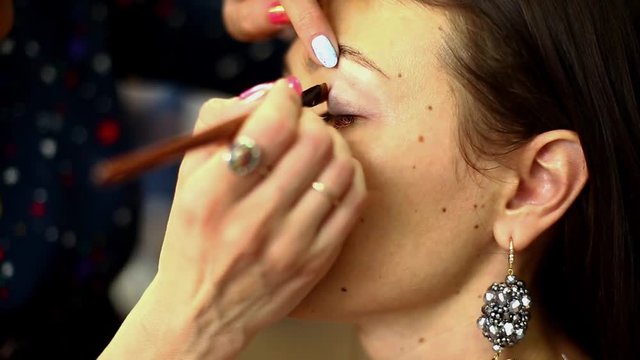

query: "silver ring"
xmin=311 ymin=181 xmax=339 ymax=206
xmin=223 ymin=136 xmax=262 ymax=176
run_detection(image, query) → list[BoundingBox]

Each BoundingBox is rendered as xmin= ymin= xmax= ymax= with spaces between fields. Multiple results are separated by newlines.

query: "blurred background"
xmin=0 ymin=0 xmax=367 ymax=358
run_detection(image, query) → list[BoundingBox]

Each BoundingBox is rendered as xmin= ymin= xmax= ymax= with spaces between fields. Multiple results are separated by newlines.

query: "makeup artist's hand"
xmin=100 ymin=79 xmax=366 ymax=360
xmin=223 ymin=0 xmax=339 ymax=68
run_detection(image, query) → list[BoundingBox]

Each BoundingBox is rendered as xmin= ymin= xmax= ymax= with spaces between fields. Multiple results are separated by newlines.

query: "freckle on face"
xmin=418 ymin=135 xmax=424 ymax=143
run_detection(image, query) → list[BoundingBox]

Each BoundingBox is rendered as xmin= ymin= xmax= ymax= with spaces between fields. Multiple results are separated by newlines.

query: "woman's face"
xmin=287 ymin=0 xmax=505 ymax=319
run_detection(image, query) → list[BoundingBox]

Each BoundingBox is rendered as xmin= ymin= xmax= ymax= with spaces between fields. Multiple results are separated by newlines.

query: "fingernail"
xmin=267 ymin=1 xmax=289 ymax=25
xmin=239 ymin=81 xmax=275 ymax=102
xmin=286 ymin=76 xmax=302 ymax=96
xmin=239 ymin=77 xmax=302 ymax=102
xmin=311 ymin=35 xmax=338 ymax=68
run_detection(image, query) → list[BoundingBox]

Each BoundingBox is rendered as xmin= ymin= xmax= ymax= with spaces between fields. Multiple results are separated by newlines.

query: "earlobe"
xmin=493 ymin=130 xmax=588 ymax=251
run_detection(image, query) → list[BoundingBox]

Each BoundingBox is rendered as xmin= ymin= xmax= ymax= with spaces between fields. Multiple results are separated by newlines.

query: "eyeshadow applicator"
xmin=93 ymin=83 xmax=329 ymax=186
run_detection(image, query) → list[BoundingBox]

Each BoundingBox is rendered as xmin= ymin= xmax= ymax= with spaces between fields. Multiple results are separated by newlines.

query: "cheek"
xmin=294 ymin=111 xmax=493 ymax=317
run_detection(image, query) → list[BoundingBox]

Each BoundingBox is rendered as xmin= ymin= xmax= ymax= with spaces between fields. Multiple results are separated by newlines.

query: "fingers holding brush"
xmin=179 ymin=79 xmax=302 ymax=214
xmin=144 ymin=74 xmax=367 ymax=357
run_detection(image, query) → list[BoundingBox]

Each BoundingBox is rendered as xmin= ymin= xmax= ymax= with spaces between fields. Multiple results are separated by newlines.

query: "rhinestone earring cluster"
xmin=477 ymin=238 xmax=532 ymax=359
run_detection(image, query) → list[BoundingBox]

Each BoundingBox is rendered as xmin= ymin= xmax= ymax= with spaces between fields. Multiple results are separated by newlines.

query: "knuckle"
xmin=264 ymin=247 xmax=298 ymax=277
xmin=196 ymin=98 xmax=229 ymax=130
xmin=199 ymin=98 xmax=226 ymax=117
xmin=298 ymin=259 xmax=326 ymax=282
xmin=261 ymin=111 xmax=296 ymax=139
xmin=175 ymin=189 xmax=207 ymax=228
xmin=291 ymin=8 xmax=324 ymax=30
xmin=219 ymin=219 xmax=251 ymax=245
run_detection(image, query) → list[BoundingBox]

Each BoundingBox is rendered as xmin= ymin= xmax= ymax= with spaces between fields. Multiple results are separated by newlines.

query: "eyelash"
xmin=320 ymin=113 xmax=357 ymax=129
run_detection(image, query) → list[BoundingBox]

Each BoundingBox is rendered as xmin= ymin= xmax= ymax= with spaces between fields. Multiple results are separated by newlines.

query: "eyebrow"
xmin=287 ymin=43 xmax=390 ymax=79
xmin=338 ymin=44 xmax=390 ymax=79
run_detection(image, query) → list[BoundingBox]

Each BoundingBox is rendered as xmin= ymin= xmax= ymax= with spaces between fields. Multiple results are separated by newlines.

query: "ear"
xmin=493 ymin=130 xmax=588 ymax=251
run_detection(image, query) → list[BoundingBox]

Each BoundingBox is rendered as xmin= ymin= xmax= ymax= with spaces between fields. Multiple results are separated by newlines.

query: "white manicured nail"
xmin=311 ymin=35 xmax=338 ymax=68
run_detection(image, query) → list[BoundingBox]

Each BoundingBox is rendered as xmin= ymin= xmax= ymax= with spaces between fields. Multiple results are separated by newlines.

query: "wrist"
xmin=101 ymin=277 xmax=248 ymax=360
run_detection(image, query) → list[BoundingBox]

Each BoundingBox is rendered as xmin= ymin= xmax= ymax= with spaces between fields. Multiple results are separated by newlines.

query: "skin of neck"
xmin=352 ymin=251 xmax=570 ymax=360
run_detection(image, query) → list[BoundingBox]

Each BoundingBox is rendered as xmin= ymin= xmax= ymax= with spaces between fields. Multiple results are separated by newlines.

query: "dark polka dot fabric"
xmin=0 ymin=0 xmax=139 ymax=357
xmin=0 ymin=0 xmax=284 ymax=358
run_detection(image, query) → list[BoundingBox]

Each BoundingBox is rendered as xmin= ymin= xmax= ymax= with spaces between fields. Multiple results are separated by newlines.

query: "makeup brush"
xmin=93 ymin=83 xmax=329 ymax=186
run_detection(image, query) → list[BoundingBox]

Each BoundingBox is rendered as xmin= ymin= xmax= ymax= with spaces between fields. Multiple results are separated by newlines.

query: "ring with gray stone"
xmin=223 ymin=136 xmax=262 ymax=176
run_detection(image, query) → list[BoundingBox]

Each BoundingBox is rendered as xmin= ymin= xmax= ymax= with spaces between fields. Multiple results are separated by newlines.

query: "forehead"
xmin=323 ymin=0 xmax=448 ymax=73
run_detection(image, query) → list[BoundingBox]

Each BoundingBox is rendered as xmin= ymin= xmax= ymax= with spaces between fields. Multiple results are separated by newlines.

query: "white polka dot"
xmin=1 ymin=39 xmax=15 ymax=55
xmin=71 ymin=126 xmax=88 ymax=144
xmin=25 ymin=40 xmax=40 ymax=58
xmin=1 ymin=262 xmax=14 ymax=278
xmin=93 ymin=53 xmax=112 ymax=74
xmin=113 ymin=207 xmax=132 ymax=227
xmin=40 ymin=65 xmax=58 ymax=84
xmin=3 ymin=167 xmax=20 ymax=185
xmin=39 ymin=138 xmax=58 ymax=159
xmin=34 ymin=188 xmax=48 ymax=203
xmin=249 ymin=42 xmax=275 ymax=62
xmin=45 ymin=226 xmax=59 ymax=242
xmin=61 ymin=231 xmax=77 ymax=248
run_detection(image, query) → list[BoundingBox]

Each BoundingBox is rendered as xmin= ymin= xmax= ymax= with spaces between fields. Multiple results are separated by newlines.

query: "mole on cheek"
xmin=418 ymin=337 xmax=425 ymax=343
xmin=441 ymin=207 xmax=447 ymax=213
xmin=341 ymin=287 xmax=348 ymax=292
xmin=474 ymin=224 xmax=480 ymax=229
xmin=427 ymin=105 xmax=433 ymax=111
xmin=398 ymin=72 xmax=403 ymax=78
xmin=418 ymin=135 xmax=424 ymax=143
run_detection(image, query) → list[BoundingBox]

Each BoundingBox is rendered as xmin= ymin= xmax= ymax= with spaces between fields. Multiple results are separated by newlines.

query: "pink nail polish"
xmin=267 ymin=1 xmax=289 ymax=25
xmin=286 ymin=76 xmax=303 ymax=96
xmin=239 ymin=81 xmax=275 ymax=102
xmin=239 ymin=77 xmax=302 ymax=102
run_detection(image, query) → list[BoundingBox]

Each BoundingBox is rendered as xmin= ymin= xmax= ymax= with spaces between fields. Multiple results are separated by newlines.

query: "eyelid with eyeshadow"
xmin=321 ymin=112 xmax=357 ymax=129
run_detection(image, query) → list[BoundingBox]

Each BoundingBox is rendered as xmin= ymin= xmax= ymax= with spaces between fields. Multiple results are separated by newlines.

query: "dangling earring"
xmin=477 ymin=238 xmax=532 ymax=359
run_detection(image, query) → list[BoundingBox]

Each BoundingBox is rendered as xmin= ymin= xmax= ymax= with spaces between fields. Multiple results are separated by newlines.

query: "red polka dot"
xmin=90 ymin=248 xmax=106 ymax=263
xmin=61 ymin=172 xmax=75 ymax=187
xmin=154 ymin=0 xmax=174 ymax=18
xmin=31 ymin=202 xmax=46 ymax=217
xmin=117 ymin=0 xmax=134 ymax=7
xmin=3 ymin=143 xmax=16 ymax=158
xmin=97 ymin=119 xmax=121 ymax=146
xmin=64 ymin=71 xmax=79 ymax=89
xmin=55 ymin=102 xmax=68 ymax=115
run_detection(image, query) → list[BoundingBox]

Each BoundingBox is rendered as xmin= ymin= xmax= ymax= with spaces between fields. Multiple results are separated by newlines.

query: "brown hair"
xmin=419 ymin=0 xmax=640 ymax=358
